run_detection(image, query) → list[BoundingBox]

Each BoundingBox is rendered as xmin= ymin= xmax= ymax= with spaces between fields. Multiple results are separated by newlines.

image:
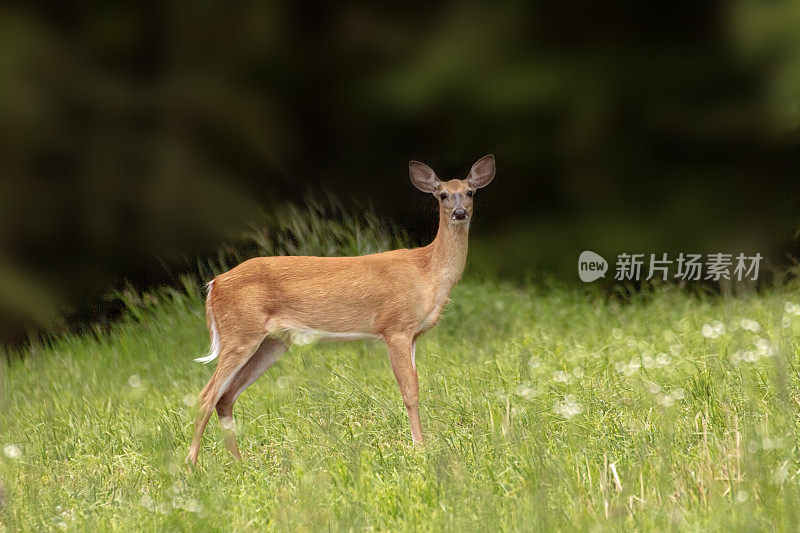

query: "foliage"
xmin=195 ymin=195 xmax=410 ymax=283
xmin=245 ymin=196 xmax=410 ymax=259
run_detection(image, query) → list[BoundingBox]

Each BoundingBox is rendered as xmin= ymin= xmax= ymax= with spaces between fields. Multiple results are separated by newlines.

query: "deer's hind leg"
xmin=215 ymin=337 xmax=289 ymax=459
xmin=188 ymin=333 xmax=266 ymax=466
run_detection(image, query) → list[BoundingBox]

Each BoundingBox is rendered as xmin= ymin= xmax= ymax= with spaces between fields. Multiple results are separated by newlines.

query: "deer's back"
xmin=209 ymin=249 xmax=434 ymax=337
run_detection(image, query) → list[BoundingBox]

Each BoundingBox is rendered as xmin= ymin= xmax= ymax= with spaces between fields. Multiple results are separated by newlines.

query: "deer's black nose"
xmin=452 ymin=208 xmax=468 ymax=220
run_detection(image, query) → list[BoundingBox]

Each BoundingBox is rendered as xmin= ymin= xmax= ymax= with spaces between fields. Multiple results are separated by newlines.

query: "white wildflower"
xmin=552 ymin=370 xmax=571 ymax=383
xmin=782 ymin=316 xmax=791 ymax=328
xmin=611 ymin=328 xmax=624 ymax=340
xmin=701 ymin=321 xmax=726 ymax=339
xmin=140 ymin=494 xmax=155 ymax=511
xmin=515 ymin=384 xmax=538 ymax=400
xmin=554 ymin=396 xmax=583 ymax=418
xmin=167 ymin=482 xmax=183 ymax=497
xmin=784 ymin=302 xmax=800 ymax=316
xmin=572 ymin=366 xmax=585 ymax=379
xmin=642 ymin=355 xmax=654 ymax=369
xmin=3 ymin=443 xmax=22 ymax=459
xmin=128 ymin=374 xmax=142 ymax=388
xmin=655 ymin=353 xmax=672 ymax=368
xmin=736 ymin=350 xmax=760 ymax=363
xmin=657 ymin=388 xmax=685 ymax=407
xmin=182 ymin=393 xmax=197 ymax=407
xmin=185 ymin=499 xmax=203 ymax=514
xmin=657 ymin=393 xmax=674 ymax=407
xmin=762 ymin=435 xmax=785 ymax=450
xmin=528 ymin=356 xmax=542 ymax=369
xmin=754 ymin=337 xmax=777 ymax=357
xmin=739 ymin=318 xmax=760 ymax=332
xmin=772 ymin=461 xmax=790 ymax=485
xmin=614 ymin=358 xmax=644 ymax=376
xmin=624 ymin=359 xmax=641 ymax=376
xmin=276 ymin=376 xmax=290 ymax=389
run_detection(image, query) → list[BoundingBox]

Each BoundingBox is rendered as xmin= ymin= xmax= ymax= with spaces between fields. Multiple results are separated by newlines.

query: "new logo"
xmin=578 ymin=250 xmax=608 ymax=282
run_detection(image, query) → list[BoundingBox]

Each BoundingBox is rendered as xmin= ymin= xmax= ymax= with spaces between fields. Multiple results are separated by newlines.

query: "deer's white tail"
xmin=195 ymin=280 xmax=221 ymax=364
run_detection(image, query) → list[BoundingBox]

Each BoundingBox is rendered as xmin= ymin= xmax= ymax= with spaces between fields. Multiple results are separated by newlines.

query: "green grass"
xmin=2 ymin=279 xmax=800 ymax=531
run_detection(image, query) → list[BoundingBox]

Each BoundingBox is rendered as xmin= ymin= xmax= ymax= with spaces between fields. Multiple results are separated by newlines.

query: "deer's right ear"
xmin=409 ymin=161 xmax=441 ymax=193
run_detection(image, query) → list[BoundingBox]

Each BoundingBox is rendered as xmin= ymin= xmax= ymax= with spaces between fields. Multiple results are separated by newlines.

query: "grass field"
xmin=2 ymin=276 xmax=800 ymax=531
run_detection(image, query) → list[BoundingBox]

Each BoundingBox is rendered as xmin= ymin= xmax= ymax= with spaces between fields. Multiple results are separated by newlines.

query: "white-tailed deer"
xmin=187 ymin=155 xmax=496 ymax=465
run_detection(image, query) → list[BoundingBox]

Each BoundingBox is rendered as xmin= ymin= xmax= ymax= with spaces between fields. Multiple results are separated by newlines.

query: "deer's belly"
xmin=266 ymin=314 xmax=381 ymax=345
xmin=281 ymin=327 xmax=381 ymax=345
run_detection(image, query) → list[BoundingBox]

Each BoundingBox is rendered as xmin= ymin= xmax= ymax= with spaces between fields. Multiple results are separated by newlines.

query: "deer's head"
xmin=409 ymin=155 xmax=496 ymax=225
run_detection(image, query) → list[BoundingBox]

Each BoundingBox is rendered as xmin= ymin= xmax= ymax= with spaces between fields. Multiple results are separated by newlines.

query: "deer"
xmin=187 ymin=155 xmax=496 ymax=465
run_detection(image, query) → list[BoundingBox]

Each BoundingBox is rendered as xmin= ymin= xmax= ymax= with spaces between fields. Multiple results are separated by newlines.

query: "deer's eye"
xmin=466 ymin=190 xmax=474 ymax=197
xmin=439 ymin=193 xmax=448 ymax=200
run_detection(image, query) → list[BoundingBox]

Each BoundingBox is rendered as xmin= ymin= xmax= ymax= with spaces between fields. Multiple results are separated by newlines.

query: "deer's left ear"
xmin=467 ymin=154 xmax=495 ymax=189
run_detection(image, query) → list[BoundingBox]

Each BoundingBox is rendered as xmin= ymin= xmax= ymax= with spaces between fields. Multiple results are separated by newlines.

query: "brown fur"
xmin=187 ymin=155 xmax=495 ymax=465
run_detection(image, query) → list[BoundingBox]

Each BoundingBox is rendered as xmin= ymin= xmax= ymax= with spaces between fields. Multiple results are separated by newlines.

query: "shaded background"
xmin=1 ymin=1 xmax=799 ymax=349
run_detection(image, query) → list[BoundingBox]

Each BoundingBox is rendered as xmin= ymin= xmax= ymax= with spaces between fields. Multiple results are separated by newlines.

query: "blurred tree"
xmin=0 ymin=1 xmax=797 ymax=349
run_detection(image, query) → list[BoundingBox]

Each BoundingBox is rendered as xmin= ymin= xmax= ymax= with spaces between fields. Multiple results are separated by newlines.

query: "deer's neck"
xmin=425 ymin=211 xmax=470 ymax=289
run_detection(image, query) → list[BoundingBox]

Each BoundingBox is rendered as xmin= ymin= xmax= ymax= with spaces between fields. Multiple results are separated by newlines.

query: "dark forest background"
xmin=1 ymin=1 xmax=799 ymax=349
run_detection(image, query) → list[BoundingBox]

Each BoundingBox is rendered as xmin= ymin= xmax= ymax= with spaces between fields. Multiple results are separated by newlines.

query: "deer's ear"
xmin=409 ymin=161 xmax=442 ymax=193
xmin=467 ymin=154 xmax=495 ymax=189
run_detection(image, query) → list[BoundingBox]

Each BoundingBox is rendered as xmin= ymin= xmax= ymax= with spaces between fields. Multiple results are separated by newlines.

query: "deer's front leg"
xmin=385 ymin=334 xmax=424 ymax=445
